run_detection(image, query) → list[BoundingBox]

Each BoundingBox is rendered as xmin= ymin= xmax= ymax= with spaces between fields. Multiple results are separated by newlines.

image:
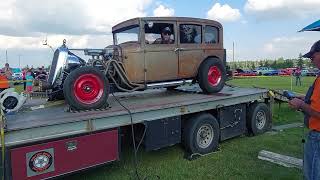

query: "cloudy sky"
xmin=0 ymin=0 xmax=319 ymax=67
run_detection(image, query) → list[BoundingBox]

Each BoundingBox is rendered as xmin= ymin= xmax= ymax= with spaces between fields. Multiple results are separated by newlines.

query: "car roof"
xmin=12 ymin=68 xmax=21 ymax=73
xmin=112 ymin=17 xmax=222 ymax=33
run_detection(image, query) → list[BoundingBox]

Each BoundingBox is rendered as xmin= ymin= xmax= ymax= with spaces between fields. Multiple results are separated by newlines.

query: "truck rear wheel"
xmin=63 ymin=66 xmax=109 ymax=110
xmin=183 ymin=113 xmax=219 ymax=154
xmin=247 ymin=102 xmax=271 ymax=135
xmin=198 ymin=58 xmax=226 ymax=93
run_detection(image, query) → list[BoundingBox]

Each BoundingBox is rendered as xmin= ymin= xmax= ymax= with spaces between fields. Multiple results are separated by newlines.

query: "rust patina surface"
xmin=112 ymin=17 xmax=225 ymax=83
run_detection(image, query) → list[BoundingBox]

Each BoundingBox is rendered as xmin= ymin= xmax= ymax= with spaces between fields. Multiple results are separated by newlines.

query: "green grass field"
xmin=62 ymin=76 xmax=316 ymax=180
xmin=230 ymin=76 xmax=316 ymax=125
xmin=229 ymin=76 xmax=315 ymax=94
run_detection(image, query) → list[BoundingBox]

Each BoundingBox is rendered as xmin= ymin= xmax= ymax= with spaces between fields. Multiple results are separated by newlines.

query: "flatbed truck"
xmin=1 ymin=85 xmax=272 ymax=179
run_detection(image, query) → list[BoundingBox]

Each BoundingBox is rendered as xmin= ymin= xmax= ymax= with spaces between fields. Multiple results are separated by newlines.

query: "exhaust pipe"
xmin=147 ymin=80 xmax=192 ymax=89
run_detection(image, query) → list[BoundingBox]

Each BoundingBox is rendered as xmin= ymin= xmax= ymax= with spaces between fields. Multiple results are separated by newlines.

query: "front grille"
xmin=48 ymin=49 xmax=60 ymax=84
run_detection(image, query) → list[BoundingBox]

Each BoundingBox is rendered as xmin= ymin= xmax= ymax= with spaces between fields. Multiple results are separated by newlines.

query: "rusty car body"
xmin=112 ymin=17 xmax=225 ymax=83
xmin=47 ymin=17 xmax=226 ymax=110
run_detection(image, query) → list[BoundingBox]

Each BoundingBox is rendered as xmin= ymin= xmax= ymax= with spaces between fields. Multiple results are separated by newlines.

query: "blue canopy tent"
xmin=299 ymin=19 xmax=320 ymax=32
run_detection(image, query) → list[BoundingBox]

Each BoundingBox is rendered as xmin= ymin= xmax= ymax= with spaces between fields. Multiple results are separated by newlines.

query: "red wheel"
xmin=207 ymin=66 xmax=222 ymax=87
xmin=198 ymin=58 xmax=226 ymax=93
xmin=64 ymin=66 xmax=109 ymax=110
xmin=73 ymin=74 xmax=104 ymax=105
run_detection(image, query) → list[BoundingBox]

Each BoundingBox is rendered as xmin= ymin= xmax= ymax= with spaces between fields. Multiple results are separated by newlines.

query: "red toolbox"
xmin=10 ymin=129 xmax=119 ymax=180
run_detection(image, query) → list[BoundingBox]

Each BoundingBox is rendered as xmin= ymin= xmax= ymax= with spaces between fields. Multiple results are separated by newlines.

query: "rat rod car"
xmin=46 ymin=17 xmax=226 ymax=110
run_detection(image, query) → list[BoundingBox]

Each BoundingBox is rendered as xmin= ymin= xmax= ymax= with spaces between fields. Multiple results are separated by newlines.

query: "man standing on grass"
xmin=295 ymin=67 xmax=302 ymax=86
xmin=289 ymin=40 xmax=320 ymax=180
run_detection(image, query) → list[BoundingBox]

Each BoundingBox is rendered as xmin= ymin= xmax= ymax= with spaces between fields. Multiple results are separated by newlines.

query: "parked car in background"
xmin=264 ymin=68 xmax=278 ymax=76
xmin=285 ymin=68 xmax=296 ymax=75
xmin=255 ymin=67 xmax=269 ymax=75
xmin=255 ymin=67 xmax=278 ymax=76
xmin=12 ymin=68 xmax=23 ymax=82
xmin=233 ymin=69 xmax=257 ymax=76
xmin=278 ymin=69 xmax=291 ymax=76
xmin=301 ymin=69 xmax=309 ymax=76
xmin=306 ymin=69 xmax=319 ymax=76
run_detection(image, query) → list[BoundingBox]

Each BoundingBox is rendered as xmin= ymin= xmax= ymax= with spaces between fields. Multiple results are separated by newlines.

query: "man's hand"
xmin=288 ymin=98 xmax=305 ymax=110
xmin=296 ymin=95 xmax=305 ymax=100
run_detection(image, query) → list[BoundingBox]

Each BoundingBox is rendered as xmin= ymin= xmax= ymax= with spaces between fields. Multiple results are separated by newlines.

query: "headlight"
xmin=65 ymin=54 xmax=82 ymax=71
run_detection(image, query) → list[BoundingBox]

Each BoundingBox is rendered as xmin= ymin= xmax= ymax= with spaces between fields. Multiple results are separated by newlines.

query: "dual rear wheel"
xmin=183 ymin=103 xmax=270 ymax=154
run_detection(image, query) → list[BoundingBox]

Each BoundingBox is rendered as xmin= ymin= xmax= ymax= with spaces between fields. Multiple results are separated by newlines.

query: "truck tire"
xmin=63 ymin=66 xmax=109 ymax=110
xmin=198 ymin=58 xmax=226 ymax=93
xmin=247 ymin=103 xmax=271 ymax=135
xmin=183 ymin=113 xmax=219 ymax=154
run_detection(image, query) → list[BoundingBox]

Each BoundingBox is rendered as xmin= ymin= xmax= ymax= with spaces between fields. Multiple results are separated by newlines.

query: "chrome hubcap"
xmin=196 ymin=124 xmax=214 ymax=149
xmin=256 ymin=111 xmax=266 ymax=130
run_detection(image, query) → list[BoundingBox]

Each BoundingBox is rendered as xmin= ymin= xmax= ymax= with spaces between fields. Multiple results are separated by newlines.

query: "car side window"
xmin=179 ymin=24 xmax=201 ymax=44
xmin=204 ymin=26 xmax=219 ymax=44
xmin=144 ymin=23 xmax=175 ymax=44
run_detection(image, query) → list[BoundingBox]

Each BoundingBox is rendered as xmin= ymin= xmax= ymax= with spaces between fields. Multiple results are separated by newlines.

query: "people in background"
xmin=294 ymin=67 xmax=302 ymax=86
xmin=25 ymin=70 xmax=34 ymax=93
xmin=22 ymin=68 xmax=28 ymax=91
xmin=2 ymin=63 xmax=13 ymax=87
xmin=36 ymin=67 xmax=47 ymax=80
xmin=0 ymin=70 xmax=9 ymax=92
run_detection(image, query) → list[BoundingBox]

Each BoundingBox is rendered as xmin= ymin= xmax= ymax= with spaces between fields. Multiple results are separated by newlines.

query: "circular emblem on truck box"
xmin=29 ymin=151 xmax=53 ymax=172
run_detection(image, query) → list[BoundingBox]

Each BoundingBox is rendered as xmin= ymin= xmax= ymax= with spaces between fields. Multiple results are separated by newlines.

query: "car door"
xmin=143 ymin=21 xmax=178 ymax=82
xmin=177 ymin=23 xmax=204 ymax=78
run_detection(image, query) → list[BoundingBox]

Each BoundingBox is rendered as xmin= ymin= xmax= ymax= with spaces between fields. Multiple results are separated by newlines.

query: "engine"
xmin=45 ymin=40 xmax=121 ymax=100
xmin=45 ymin=42 xmax=85 ymax=99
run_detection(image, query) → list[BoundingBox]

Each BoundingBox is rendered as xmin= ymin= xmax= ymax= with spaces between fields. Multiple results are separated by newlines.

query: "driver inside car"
xmin=154 ymin=27 xmax=174 ymax=44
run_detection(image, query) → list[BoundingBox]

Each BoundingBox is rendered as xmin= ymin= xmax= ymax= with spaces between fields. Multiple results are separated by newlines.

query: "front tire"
xmin=198 ymin=58 xmax=226 ymax=93
xmin=63 ymin=66 xmax=109 ymax=110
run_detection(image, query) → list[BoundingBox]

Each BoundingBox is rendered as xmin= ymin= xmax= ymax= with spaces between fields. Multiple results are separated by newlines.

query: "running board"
xmin=147 ymin=80 xmax=193 ymax=89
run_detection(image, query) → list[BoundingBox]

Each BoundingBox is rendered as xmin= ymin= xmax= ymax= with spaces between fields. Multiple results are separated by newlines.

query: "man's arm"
xmin=300 ymin=103 xmax=320 ymax=119
xmin=289 ymin=98 xmax=320 ymax=119
xmin=297 ymin=95 xmax=305 ymax=100
xmin=153 ymin=38 xmax=162 ymax=44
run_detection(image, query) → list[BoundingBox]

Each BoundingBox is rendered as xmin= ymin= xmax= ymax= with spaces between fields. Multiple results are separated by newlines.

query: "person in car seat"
xmin=154 ymin=27 xmax=174 ymax=44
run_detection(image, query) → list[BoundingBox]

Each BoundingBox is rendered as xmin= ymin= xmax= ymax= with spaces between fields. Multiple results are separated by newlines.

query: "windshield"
xmin=114 ymin=25 xmax=139 ymax=45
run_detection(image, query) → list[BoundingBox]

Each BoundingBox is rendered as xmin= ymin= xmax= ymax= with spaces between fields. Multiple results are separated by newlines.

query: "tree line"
xmin=228 ymin=53 xmax=314 ymax=70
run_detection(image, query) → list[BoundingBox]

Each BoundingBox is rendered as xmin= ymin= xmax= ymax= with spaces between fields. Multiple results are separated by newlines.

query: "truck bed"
xmin=4 ymin=86 xmax=268 ymax=146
